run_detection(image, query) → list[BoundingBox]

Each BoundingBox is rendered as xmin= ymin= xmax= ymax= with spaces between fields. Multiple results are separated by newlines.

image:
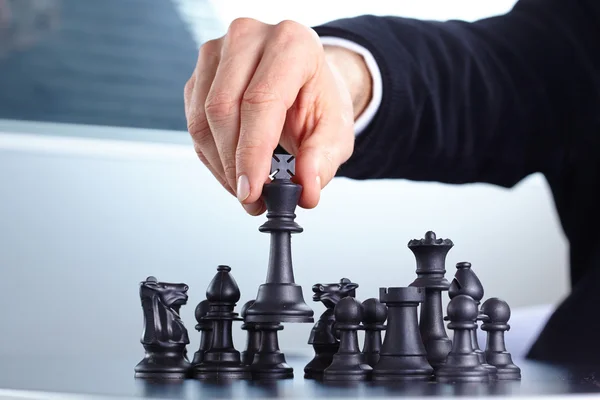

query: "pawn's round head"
xmin=194 ymin=299 xmax=210 ymax=322
xmin=447 ymin=294 xmax=478 ymax=322
xmin=240 ymin=300 xmax=255 ymax=319
xmin=361 ymin=298 xmax=387 ymax=324
xmin=480 ymin=297 xmax=510 ymax=323
xmin=334 ymin=296 xmax=363 ymax=324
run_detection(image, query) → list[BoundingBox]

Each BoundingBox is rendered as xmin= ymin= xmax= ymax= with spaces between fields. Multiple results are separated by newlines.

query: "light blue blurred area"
xmin=0 ymin=121 xmax=568 ymax=360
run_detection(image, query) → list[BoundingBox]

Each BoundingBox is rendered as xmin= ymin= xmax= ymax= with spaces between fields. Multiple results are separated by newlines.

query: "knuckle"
xmin=198 ymin=38 xmax=221 ymax=60
xmin=242 ymin=83 xmax=280 ymax=109
xmin=222 ymin=157 xmax=237 ymax=181
xmin=205 ymin=91 xmax=238 ymax=121
xmin=187 ymin=115 xmax=211 ymax=145
xmin=228 ymin=17 xmax=259 ymax=38
xmin=274 ymin=19 xmax=304 ymax=39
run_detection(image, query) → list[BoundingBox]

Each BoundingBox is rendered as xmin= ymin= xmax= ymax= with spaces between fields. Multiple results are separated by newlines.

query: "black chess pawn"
xmin=372 ymin=287 xmax=433 ymax=381
xmin=449 ymin=261 xmax=498 ymax=380
xmin=304 ymin=278 xmax=358 ymax=379
xmin=193 ymin=266 xmax=250 ymax=380
xmin=408 ymin=231 xmax=454 ymax=369
xmin=245 ymin=153 xmax=313 ymax=324
xmin=192 ymin=299 xmax=212 ymax=365
xmin=361 ymin=298 xmax=387 ymax=367
xmin=135 ymin=276 xmax=192 ymax=379
xmin=241 ymin=300 xmax=261 ymax=366
xmin=323 ymin=297 xmax=372 ymax=381
xmin=436 ymin=294 xmax=490 ymax=383
xmin=480 ymin=298 xmax=521 ymax=380
xmin=250 ymin=321 xmax=293 ymax=379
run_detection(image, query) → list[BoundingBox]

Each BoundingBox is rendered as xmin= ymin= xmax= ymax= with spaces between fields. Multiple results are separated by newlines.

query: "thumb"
xmin=294 ymin=122 xmax=354 ymax=209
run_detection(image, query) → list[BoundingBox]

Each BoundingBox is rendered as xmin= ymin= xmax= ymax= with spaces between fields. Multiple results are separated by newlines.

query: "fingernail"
xmin=237 ymin=175 xmax=250 ymax=202
xmin=243 ymin=202 xmax=263 ymax=216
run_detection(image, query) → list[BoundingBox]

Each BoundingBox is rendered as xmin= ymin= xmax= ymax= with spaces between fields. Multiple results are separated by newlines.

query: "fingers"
xmin=237 ymin=21 xmax=322 ymax=205
xmin=205 ymin=18 xmax=268 ymax=197
xmin=294 ymin=65 xmax=355 ymax=209
xmin=185 ymin=38 xmax=236 ymax=195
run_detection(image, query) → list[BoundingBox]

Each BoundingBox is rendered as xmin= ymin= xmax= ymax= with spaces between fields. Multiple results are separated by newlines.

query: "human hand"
xmin=184 ymin=18 xmax=370 ymax=215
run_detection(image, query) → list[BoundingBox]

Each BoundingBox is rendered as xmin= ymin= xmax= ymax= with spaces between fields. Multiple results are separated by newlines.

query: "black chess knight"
xmin=304 ymin=278 xmax=358 ymax=379
xmin=134 ymin=276 xmax=192 ymax=379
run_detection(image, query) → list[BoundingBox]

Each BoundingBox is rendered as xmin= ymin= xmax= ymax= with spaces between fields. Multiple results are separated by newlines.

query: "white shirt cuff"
xmin=319 ymin=36 xmax=383 ymax=136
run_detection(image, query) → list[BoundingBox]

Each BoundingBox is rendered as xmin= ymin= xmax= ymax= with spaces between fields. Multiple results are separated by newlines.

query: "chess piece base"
xmin=134 ymin=346 xmax=191 ymax=380
xmin=371 ymin=355 xmax=434 ymax=381
xmin=435 ymin=365 xmax=490 ymax=383
xmin=192 ymin=364 xmax=251 ymax=380
xmin=304 ymin=345 xmax=337 ymax=379
xmin=245 ymin=283 xmax=314 ymax=323
xmin=322 ymin=353 xmax=372 ymax=381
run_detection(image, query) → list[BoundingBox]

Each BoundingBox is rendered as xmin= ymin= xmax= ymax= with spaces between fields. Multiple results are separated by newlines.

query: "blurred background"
xmin=0 ymin=0 xmax=566 ymax=365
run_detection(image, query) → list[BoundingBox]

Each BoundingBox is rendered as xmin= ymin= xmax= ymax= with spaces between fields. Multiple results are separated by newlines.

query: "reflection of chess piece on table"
xmin=408 ymin=231 xmax=453 ymax=369
xmin=304 ymin=278 xmax=358 ymax=379
xmin=135 ymin=276 xmax=191 ymax=379
xmin=245 ymin=153 xmax=314 ymax=324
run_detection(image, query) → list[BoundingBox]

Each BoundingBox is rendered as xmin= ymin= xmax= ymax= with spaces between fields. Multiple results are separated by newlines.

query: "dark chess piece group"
xmin=133 ymin=151 xmax=520 ymax=384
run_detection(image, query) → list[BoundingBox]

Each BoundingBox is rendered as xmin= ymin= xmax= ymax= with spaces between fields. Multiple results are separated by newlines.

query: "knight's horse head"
xmin=312 ymin=278 xmax=358 ymax=309
xmin=140 ymin=276 xmax=189 ymax=312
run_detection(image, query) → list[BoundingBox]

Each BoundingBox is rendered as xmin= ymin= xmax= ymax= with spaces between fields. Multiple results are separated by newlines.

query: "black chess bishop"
xmin=192 ymin=265 xmax=250 ymax=380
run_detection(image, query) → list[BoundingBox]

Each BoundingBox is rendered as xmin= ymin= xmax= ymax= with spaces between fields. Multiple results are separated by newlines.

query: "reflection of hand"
xmin=184 ymin=18 xmax=361 ymax=215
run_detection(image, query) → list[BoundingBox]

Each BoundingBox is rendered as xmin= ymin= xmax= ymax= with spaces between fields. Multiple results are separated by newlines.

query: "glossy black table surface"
xmin=1 ymin=355 xmax=600 ymax=399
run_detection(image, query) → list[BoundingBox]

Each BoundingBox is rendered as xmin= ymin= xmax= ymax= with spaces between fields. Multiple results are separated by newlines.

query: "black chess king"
xmin=245 ymin=151 xmax=313 ymax=323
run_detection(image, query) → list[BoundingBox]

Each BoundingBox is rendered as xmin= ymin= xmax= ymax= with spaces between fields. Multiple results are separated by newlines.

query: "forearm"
xmin=313 ymin=1 xmax=600 ymax=187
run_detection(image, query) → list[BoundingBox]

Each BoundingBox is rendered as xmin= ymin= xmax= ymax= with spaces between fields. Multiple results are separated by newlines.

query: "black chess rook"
xmin=408 ymin=231 xmax=454 ymax=369
xmin=371 ymin=287 xmax=433 ymax=381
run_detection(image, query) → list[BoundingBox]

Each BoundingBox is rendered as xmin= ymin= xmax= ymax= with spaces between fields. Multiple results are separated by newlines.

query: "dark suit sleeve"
xmin=313 ymin=0 xmax=600 ymax=187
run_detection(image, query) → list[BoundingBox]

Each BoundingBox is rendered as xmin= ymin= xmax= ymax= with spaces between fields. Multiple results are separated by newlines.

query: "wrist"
xmin=323 ymin=45 xmax=372 ymax=119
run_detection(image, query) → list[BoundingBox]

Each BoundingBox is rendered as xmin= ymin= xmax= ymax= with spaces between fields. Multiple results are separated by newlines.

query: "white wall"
xmin=0 ymin=121 xmax=568 ymax=359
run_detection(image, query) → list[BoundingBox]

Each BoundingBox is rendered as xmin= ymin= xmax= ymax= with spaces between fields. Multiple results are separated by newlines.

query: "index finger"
xmin=236 ymin=22 xmax=321 ymax=204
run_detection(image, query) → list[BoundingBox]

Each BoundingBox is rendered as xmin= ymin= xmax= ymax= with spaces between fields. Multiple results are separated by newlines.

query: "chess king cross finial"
xmin=270 ymin=154 xmax=295 ymax=180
